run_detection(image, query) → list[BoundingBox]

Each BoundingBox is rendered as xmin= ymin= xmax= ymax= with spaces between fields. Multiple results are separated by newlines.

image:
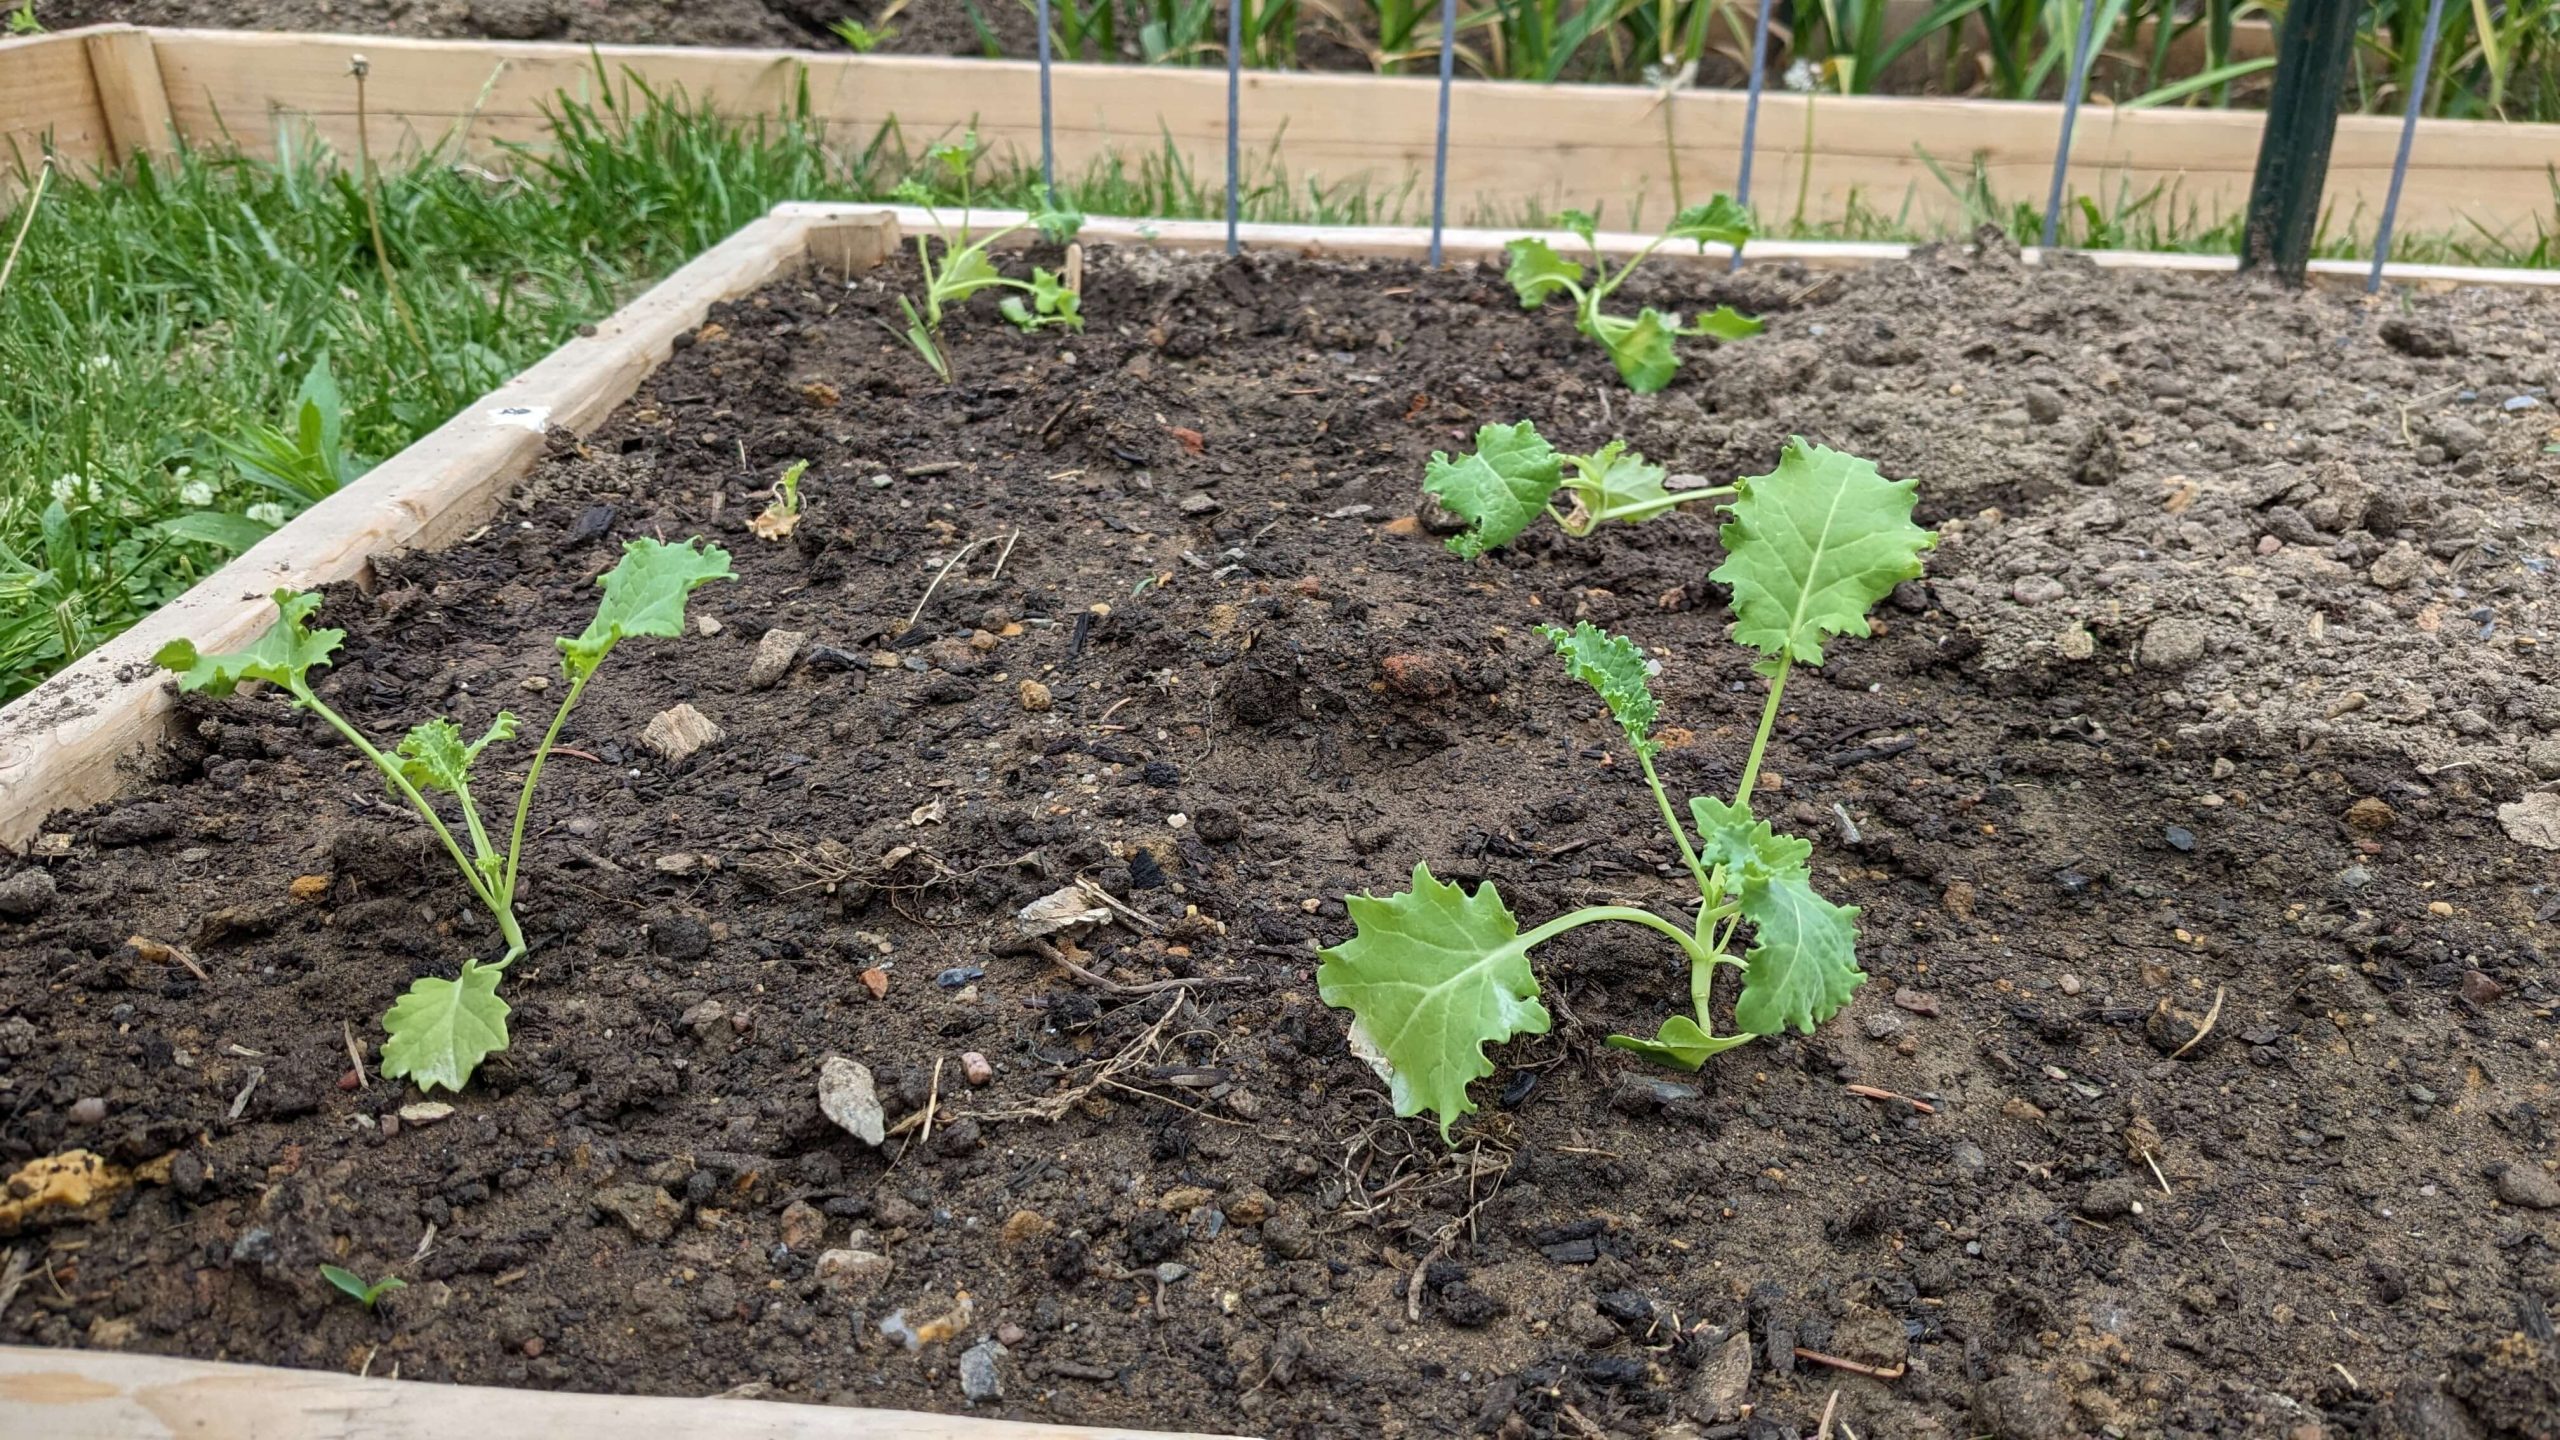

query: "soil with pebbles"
xmin=5 ymin=232 xmax=2560 ymax=1440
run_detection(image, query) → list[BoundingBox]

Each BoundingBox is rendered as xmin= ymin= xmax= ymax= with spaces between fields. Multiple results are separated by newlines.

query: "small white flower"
xmin=87 ymin=354 xmax=112 ymax=371
xmin=246 ymin=502 xmax=287 ymax=527
xmin=1783 ymin=58 xmax=1819 ymax=92
xmin=50 ymin=472 xmax=86 ymax=505
xmin=180 ymin=479 xmax=214 ymax=507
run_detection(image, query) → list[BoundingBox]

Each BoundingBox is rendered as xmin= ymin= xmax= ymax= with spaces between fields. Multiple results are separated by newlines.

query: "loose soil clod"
xmin=4 ymin=238 xmax=2560 ymax=1436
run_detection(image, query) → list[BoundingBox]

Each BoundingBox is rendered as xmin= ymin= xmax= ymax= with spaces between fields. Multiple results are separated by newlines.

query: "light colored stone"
xmin=817 ymin=1056 xmax=885 ymax=1146
xmin=814 ymin=1247 xmax=893 ymax=1301
xmin=639 ymin=703 xmax=723 ymax=763
xmin=2499 ymin=793 xmax=2560 ymax=851
xmin=2139 ymin=616 xmax=2207 ymax=671
xmin=748 ymin=628 xmax=807 ymax=689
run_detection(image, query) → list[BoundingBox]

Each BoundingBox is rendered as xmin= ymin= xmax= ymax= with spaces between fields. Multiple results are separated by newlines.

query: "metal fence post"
xmin=1226 ymin=0 xmax=1243 ymax=255
xmin=1732 ymin=0 xmax=1776 ymax=270
xmin=2367 ymin=0 xmax=2447 ymax=291
xmin=2241 ymin=0 xmax=2367 ymax=281
xmin=1428 ymin=0 xmax=1456 ymax=265
xmin=1037 ymin=0 xmax=1055 ymax=201
xmin=2040 ymin=0 xmax=2100 ymax=251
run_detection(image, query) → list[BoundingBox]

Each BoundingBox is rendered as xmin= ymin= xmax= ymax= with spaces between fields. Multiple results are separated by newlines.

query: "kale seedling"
xmin=752 ymin=459 xmax=809 ymax=541
xmin=1318 ymin=441 xmax=1933 ymax=1138
xmin=1423 ymin=419 xmax=1727 ymax=559
xmin=319 ymin=1264 xmax=406 ymax=1309
xmin=1506 ymin=198 xmax=1763 ymax=393
xmin=890 ymin=134 xmax=1085 ymax=381
xmin=156 ymin=538 xmax=733 ymax=1093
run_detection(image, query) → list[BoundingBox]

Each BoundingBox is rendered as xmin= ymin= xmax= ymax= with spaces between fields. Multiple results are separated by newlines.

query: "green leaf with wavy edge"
xmin=394 ymin=714 xmax=519 ymax=796
xmin=1504 ymin=237 xmax=1584 ymax=309
xmin=1687 ymin=305 xmax=1765 ymax=342
xmin=1316 ymin=864 xmax=1552 ymax=1140
xmin=1561 ymin=441 xmax=1683 ymax=529
xmin=1588 ymin=307 xmax=1681 ymax=393
xmin=1538 ymin=621 xmax=1659 ymax=759
xmin=1687 ymin=795 xmax=1812 ymax=885
xmin=1710 ymin=440 xmax=1935 ymax=670
xmin=934 ymin=244 xmax=1008 ymax=304
xmin=154 ymin=589 xmax=342 ymax=697
xmin=1731 ymin=872 xmax=1864 ymax=1036
xmin=559 ymin=537 xmax=734 ymax=677
xmin=1001 ymin=268 xmax=1084 ymax=332
xmin=1424 ymin=421 xmax=1562 ymax=559
xmin=380 ymin=958 xmax=511 ymax=1094
xmin=1607 ymin=1014 xmax=1756 ymax=1071
xmin=1666 ymin=195 xmax=1754 ymax=250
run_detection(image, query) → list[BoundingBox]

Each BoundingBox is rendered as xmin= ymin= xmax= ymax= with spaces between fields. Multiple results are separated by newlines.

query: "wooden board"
xmin=83 ymin=25 xmax=177 ymax=163
xmin=0 ymin=208 xmax=892 ymax=850
xmin=131 ymin=28 xmax=2560 ymax=244
xmin=0 ymin=26 xmax=115 ymax=186
xmin=0 ymin=1345 xmax=1254 ymax=1439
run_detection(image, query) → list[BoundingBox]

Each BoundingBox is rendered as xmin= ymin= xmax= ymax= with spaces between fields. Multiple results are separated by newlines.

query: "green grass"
xmin=0 ymin=73 xmax=2552 ymax=700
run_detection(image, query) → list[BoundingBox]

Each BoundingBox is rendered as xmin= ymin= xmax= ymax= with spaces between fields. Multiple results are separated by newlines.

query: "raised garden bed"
xmin=3 ymin=207 xmax=2559 ymax=1439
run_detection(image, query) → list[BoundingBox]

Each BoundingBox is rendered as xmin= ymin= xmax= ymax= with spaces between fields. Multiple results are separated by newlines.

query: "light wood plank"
xmin=0 ymin=210 xmax=886 ymax=849
xmin=0 ymin=26 xmax=115 ymax=185
xmin=133 ymin=28 xmax=2560 ymax=243
xmin=0 ymin=1345 xmax=1254 ymax=1439
xmin=82 ymin=26 xmax=176 ymax=163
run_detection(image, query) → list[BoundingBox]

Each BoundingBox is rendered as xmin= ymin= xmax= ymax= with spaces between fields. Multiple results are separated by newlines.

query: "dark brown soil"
xmin=7 ymin=233 xmax=2560 ymax=1440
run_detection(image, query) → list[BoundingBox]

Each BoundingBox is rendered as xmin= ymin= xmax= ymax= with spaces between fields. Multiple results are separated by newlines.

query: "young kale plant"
xmin=155 ymin=538 xmax=732 ymax=1093
xmin=889 ymin=134 xmax=1085 ymax=382
xmin=1423 ymin=419 xmax=1725 ymax=559
xmin=1317 ymin=441 xmax=1933 ymax=1138
xmin=319 ymin=1264 xmax=407 ymax=1310
xmin=751 ymin=458 xmax=810 ymax=541
xmin=1506 ymin=197 xmax=1763 ymax=393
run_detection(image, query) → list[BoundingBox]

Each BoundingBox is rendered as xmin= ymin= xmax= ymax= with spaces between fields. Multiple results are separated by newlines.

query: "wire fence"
xmin=1015 ymin=0 xmax=2450 ymax=284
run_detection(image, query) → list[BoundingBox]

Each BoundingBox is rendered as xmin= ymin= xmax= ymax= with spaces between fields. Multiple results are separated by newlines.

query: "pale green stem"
xmin=1636 ymin=746 xmax=1712 ymax=897
xmin=1520 ymin=904 xmax=1712 ymax=967
xmin=1732 ymin=654 xmax=1791 ymax=810
xmin=293 ymin=684 xmax=506 ymax=930
xmin=499 ymin=668 xmax=592 ymax=930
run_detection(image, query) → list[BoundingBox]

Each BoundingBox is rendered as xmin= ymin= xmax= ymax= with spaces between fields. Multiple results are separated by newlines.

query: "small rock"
xmin=999 ymin=1209 xmax=1055 ymax=1250
xmin=960 ymin=1052 xmax=993 ymax=1086
xmin=594 ymin=1184 xmax=683 ymax=1243
xmin=1154 ymin=1262 xmax=1190 ymax=1284
xmin=1862 ymin=1011 xmax=1908 ymax=1041
xmin=1178 ymin=493 xmax=1222 ymax=516
xmin=747 ymin=628 xmax=807 ymax=689
xmin=1018 ymin=679 xmax=1053 ymax=712
xmin=94 ymin=803 xmax=179 ymax=847
xmin=813 ymin=1248 xmax=894 ymax=1301
xmin=1891 ymin=988 xmax=1941 ymax=1017
xmin=651 ymin=914 xmax=712 ymax=960
xmin=2526 ymin=739 xmax=2560 ymax=779
xmin=1951 ymin=1141 xmax=1988 ymax=1175
xmin=2378 ymin=317 xmax=2459 ymax=358
xmin=2164 ymin=825 xmax=2196 ymax=852
xmin=2492 ymin=1162 xmax=2560 ymax=1210
xmin=2145 ymin=999 xmax=2222 ymax=1058
xmin=1157 ymin=1185 xmax=1216 ymax=1214
xmin=1222 ymin=1187 xmax=1274 ymax=1226
xmin=2138 ymin=616 xmax=2208 ymax=671
xmin=2369 ymin=541 xmax=2427 ymax=590
xmin=2346 ymin=797 xmax=2397 ymax=833
xmin=397 ymin=1102 xmax=453 ymax=1126
xmin=2010 ymin=574 xmax=2065 ymax=605
xmin=2081 ymin=1177 xmax=2148 ymax=1218
xmin=2460 ymin=971 xmax=2503 ymax=1006
xmin=935 ymin=966 xmax=985 ymax=989
xmin=2427 ymin=416 xmax=2486 ymax=458
xmin=68 ymin=1097 xmax=107 ymax=1125
xmin=1693 ymin=1330 xmax=1752 ymax=1421
xmin=958 ymin=1339 xmax=1007 ymax=1403
xmin=817 ymin=1057 xmax=886 ymax=1146
xmin=2023 ymin=385 xmax=2067 ymax=424
xmin=780 ymin=1199 xmax=826 ymax=1251
xmin=2498 ymin=793 xmax=2560 ymax=851
xmin=1263 ymin=1213 xmax=1315 ymax=1260
xmin=0 ymin=870 xmax=58 ymax=920
xmin=1563 ymin=1302 xmax=1621 ymax=1348
xmin=639 ymin=703 xmax=723 ymax=763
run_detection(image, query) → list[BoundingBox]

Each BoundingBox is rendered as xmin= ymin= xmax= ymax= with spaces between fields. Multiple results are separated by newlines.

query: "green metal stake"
xmin=2239 ymin=0 xmax=2366 ymax=282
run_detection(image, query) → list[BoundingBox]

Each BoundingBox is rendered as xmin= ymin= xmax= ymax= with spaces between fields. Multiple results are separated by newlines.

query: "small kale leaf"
xmin=999 ymin=267 xmax=1083 ymax=332
xmin=1606 ymin=1014 xmax=1755 ymax=1071
xmin=1666 ymin=196 xmax=1753 ymax=250
xmin=1504 ymin=237 xmax=1584 ymax=309
xmin=1316 ymin=864 xmax=1552 ymax=1140
xmin=380 ymin=958 xmax=512 ymax=1094
xmin=1711 ymin=439 xmax=1935 ymax=670
xmin=1688 ymin=795 xmax=1812 ymax=884
xmin=1587 ymin=307 xmax=1681 ymax=393
xmin=1538 ymin=621 xmax=1660 ymax=758
xmin=1688 ymin=305 xmax=1765 ymax=341
xmin=1731 ymin=873 xmax=1864 ymax=1036
xmin=560 ymin=537 xmax=734 ymax=677
xmin=394 ymin=714 xmax=519 ymax=795
xmin=1424 ymin=421 xmax=1563 ymax=558
xmin=154 ymin=589 xmax=342 ymax=695
xmin=1560 ymin=441 xmax=1681 ymax=529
